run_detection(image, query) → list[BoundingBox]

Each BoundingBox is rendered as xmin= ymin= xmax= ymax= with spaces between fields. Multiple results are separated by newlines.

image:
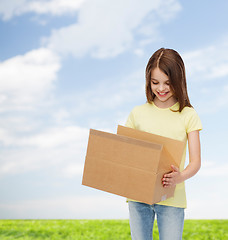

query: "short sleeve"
xmin=185 ymin=108 xmax=202 ymax=133
xmin=125 ymin=110 xmax=136 ymax=129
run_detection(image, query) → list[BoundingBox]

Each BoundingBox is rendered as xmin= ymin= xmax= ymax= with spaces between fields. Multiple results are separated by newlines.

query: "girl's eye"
xmin=152 ymin=81 xmax=158 ymax=85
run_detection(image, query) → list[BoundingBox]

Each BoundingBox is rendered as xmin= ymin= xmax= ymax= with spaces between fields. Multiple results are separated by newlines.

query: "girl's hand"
xmin=162 ymin=131 xmax=201 ymax=188
xmin=162 ymin=165 xmax=183 ymax=188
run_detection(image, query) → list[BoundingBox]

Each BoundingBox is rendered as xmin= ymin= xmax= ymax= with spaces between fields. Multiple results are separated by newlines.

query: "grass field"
xmin=0 ymin=220 xmax=227 ymax=239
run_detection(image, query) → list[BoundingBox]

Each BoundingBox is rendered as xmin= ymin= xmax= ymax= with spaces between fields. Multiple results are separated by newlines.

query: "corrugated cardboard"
xmin=82 ymin=126 xmax=185 ymax=205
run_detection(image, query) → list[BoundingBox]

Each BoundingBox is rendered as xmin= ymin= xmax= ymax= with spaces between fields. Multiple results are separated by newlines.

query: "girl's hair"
xmin=145 ymin=48 xmax=192 ymax=112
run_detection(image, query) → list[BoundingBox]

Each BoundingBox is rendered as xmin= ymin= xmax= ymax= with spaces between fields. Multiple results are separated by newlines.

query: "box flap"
xmin=87 ymin=129 xmax=163 ymax=172
xmin=117 ymin=125 xmax=185 ymax=167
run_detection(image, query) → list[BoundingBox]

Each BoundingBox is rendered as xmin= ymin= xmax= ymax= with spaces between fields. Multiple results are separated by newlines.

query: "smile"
xmin=157 ymin=92 xmax=169 ymax=97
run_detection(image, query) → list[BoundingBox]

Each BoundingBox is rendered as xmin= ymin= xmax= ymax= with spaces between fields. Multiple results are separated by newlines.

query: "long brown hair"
xmin=145 ymin=48 xmax=192 ymax=112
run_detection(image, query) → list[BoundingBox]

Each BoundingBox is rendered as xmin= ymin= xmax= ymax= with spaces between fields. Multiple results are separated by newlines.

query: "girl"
xmin=125 ymin=48 xmax=202 ymax=240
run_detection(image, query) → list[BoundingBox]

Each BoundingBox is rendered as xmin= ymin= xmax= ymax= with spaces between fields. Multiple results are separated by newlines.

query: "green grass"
xmin=0 ymin=220 xmax=227 ymax=239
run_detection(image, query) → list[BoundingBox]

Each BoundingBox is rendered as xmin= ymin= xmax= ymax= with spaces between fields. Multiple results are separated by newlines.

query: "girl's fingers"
xmin=171 ymin=165 xmax=179 ymax=172
xmin=163 ymin=172 xmax=173 ymax=178
xmin=162 ymin=177 xmax=173 ymax=187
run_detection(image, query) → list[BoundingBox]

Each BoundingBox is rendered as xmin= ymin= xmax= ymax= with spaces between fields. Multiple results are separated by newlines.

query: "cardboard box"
xmin=82 ymin=125 xmax=185 ymax=205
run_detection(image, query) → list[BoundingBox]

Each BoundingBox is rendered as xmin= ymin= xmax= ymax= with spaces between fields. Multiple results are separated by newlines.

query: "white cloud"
xmin=45 ymin=0 xmax=181 ymax=59
xmin=198 ymin=161 xmax=228 ymax=177
xmin=0 ymin=42 xmax=146 ymax=180
xmin=0 ymin=145 xmax=85 ymax=177
xmin=0 ymin=0 xmax=85 ymax=20
xmin=183 ymin=38 xmax=228 ymax=81
xmin=191 ymin=82 xmax=228 ymax=114
xmin=0 ymin=116 xmax=40 ymax=134
xmin=0 ymin=125 xmax=89 ymax=176
xmin=18 ymin=126 xmax=88 ymax=148
xmin=0 ymin=48 xmax=60 ymax=111
xmin=215 ymin=84 xmax=228 ymax=108
xmin=182 ymin=38 xmax=228 ymax=113
xmin=0 ymin=0 xmax=26 ymax=21
xmin=61 ymin=68 xmax=145 ymax=128
xmin=22 ymin=0 xmax=85 ymax=16
xmin=62 ymin=163 xmax=85 ymax=178
xmin=0 ymin=0 xmax=181 ymax=59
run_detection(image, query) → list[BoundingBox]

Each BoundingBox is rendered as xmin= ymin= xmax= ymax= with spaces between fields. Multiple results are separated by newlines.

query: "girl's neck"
xmin=153 ymin=96 xmax=178 ymax=109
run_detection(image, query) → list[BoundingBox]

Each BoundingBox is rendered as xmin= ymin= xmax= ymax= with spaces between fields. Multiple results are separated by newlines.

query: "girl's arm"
xmin=162 ymin=130 xmax=201 ymax=187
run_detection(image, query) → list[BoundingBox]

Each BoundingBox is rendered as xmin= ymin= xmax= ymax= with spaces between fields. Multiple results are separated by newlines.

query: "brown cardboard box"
xmin=82 ymin=126 xmax=185 ymax=204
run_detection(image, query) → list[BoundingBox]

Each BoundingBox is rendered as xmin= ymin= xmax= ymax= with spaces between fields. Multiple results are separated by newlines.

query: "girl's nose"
xmin=158 ymin=84 xmax=165 ymax=92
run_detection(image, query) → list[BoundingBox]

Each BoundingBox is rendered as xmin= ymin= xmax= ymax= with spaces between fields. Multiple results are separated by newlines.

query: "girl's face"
xmin=150 ymin=67 xmax=176 ymax=108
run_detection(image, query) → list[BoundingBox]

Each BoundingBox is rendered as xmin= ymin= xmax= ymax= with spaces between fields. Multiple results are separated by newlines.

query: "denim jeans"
xmin=128 ymin=201 xmax=184 ymax=240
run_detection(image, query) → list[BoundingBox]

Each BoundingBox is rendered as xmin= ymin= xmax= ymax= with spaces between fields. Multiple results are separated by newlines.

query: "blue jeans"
xmin=128 ymin=201 xmax=184 ymax=240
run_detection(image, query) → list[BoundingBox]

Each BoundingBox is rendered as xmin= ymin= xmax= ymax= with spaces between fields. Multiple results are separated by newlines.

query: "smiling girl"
xmin=125 ymin=48 xmax=202 ymax=240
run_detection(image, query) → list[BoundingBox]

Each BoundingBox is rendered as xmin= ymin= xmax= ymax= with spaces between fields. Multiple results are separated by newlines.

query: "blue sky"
xmin=0 ymin=0 xmax=227 ymax=219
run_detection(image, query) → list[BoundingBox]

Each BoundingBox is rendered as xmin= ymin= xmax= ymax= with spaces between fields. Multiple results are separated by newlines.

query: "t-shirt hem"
xmin=126 ymin=198 xmax=187 ymax=209
xmin=187 ymin=127 xmax=202 ymax=134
